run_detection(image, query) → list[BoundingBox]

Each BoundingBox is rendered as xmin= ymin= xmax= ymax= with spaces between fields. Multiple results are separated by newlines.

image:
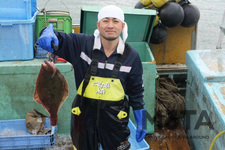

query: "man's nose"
xmin=107 ymin=20 xmax=114 ymax=28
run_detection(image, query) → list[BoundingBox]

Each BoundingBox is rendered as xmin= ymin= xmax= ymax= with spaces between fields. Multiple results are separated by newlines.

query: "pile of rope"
xmin=154 ymin=77 xmax=185 ymax=126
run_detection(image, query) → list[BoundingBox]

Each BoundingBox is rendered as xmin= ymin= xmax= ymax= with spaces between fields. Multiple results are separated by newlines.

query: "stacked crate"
xmin=0 ymin=0 xmax=37 ymax=61
xmin=35 ymin=11 xmax=72 ymax=58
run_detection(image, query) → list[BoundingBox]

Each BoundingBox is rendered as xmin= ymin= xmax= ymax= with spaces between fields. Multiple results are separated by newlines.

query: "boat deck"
xmin=145 ymin=119 xmax=191 ymax=150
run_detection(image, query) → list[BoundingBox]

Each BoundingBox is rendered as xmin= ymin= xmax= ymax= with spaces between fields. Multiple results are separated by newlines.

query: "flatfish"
xmin=33 ymin=61 xmax=69 ymax=126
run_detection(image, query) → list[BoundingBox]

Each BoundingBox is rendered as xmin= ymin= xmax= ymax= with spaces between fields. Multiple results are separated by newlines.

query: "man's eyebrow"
xmin=103 ymin=17 xmax=118 ymax=20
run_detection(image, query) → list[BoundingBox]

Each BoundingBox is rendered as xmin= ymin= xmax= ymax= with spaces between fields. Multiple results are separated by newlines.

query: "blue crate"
xmin=34 ymin=43 xmax=48 ymax=58
xmin=0 ymin=118 xmax=56 ymax=150
xmin=0 ymin=11 xmax=37 ymax=61
xmin=0 ymin=0 xmax=37 ymax=20
xmin=100 ymin=119 xmax=150 ymax=150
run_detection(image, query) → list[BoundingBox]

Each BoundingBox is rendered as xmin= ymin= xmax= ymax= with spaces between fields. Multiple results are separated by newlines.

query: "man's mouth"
xmin=106 ymin=31 xmax=115 ymax=33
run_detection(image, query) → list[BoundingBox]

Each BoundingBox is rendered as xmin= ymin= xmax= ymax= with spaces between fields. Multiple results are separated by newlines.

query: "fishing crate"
xmin=0 ymin=11 xmax=37 ymax=61
xmin=35 ymin=11 xmax=72 ymax=58
xmin=36 ymin=11 xmax=72 ymax=40
xmin=81 ymin=6 xmax=157 ymax=134
xmin=185 ymin=49 xmax=225 ymax=150
xmin=0 ymin=0 xmax=37 ymax=20
xmin=0 ymin=118 xmax=56 ymax=150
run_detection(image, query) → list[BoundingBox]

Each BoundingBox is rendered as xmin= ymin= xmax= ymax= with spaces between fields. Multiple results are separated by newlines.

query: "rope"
xmin=209 ymin=130 xmax=225 ymax=150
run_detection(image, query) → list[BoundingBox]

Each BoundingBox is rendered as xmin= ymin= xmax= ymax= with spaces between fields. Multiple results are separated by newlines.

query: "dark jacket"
xmin=54 ymin=32 xmax=144 ymax=110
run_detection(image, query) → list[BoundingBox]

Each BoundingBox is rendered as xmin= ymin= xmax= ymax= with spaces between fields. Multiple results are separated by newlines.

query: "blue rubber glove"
xmin=134 ymin=108 xmax=147 ymax=142
xmin=38 ymin=24 xmax=59 ymax=53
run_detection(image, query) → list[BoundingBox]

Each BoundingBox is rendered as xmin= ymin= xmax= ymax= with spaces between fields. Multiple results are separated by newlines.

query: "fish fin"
xmin=33 ymin=90 xmax=42 ymax=104
xmin=62 ymin=79 xmax=69 ymax=101
xmin=51 ymin=67 xmax=57 ymax=78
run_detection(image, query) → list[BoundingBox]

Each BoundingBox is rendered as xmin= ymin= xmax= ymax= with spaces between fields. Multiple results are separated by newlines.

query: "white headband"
xmin=98 ymin=5 xmax=124 ymax=22
xmin=95 ymin=5 xmax=128 ymax=42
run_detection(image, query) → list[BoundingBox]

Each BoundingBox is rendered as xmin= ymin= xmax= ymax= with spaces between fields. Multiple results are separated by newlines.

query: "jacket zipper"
xmin=104 ymin=60 xmax=107 ymax=69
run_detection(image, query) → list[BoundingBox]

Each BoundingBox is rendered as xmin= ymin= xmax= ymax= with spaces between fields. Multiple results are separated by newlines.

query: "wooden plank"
xmin=145 ymin=129 xmax=168 ymax=150
xmin=156 ymin=64 xmax=188 ymax=75
xmin=145 ymin=119 xmax=191 ymax=150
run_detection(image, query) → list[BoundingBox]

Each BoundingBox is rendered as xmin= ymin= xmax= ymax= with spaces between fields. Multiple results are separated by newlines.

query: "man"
xmin=38 ymin=5 xmax=146 ymax=150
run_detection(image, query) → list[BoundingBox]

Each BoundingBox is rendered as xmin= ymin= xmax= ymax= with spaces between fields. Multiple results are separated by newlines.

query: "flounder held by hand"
xmin=33 ymin=61 xmax=69 ymax=126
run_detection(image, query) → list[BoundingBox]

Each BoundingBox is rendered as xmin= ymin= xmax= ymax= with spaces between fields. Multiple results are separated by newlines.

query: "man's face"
xmin=97 ymin=17 xmax=125 ymax=41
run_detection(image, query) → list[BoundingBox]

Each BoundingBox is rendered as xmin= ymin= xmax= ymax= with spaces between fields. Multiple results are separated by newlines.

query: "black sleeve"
xmin=126 ymin=53 xmax=145 ymax=110
xmin=53 ymin=31 xmax=93 ymax=66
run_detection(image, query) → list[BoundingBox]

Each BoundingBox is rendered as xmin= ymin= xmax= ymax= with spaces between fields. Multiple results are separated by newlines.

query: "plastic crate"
xmin=35 ymin=12 xmax=72 ymax=58
xmin=0 ymin=118 xmax=56 ymax=150
xmin=100 ymin=119 xmax=150 ymax=150
xmin=36 ymin=12 xmax=72 ymax=40
xmin=0 ymin=0 xmax=37 ymax=20
xmin=0 ymin=12 xmax=37 ymax=61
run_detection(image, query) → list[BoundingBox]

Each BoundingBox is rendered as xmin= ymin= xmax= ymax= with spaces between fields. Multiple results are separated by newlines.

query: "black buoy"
xmin=159 ymin=2 xmax=184 ymax=27
xmin=134 ymin=1 xmax=145 ymax=9
xmin=181 ymin=4 xmax=200 ymax=27
xmin=150 ymin=23 xmax=168 ymax=44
